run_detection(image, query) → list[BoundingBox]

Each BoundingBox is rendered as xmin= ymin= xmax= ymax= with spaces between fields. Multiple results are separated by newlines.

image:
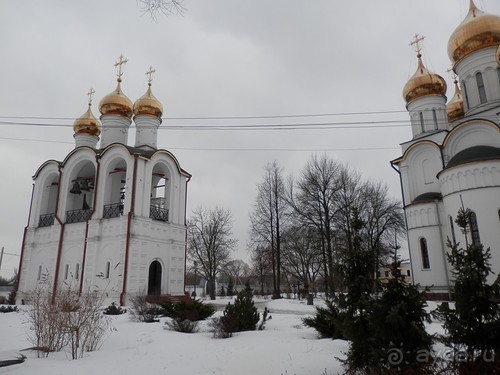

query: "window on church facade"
xmin=406 ymin=269 xmax=411 ymax=277
xmin=449 ymin=216 xmax=457 ymax=246
xmin=476 ymin=72 xmax=487 ymax=104
xmin=37 ymin=266 xmax=42 ymax=281
xmin=75 ymin=263 xmax=80 ymax=280
xmin=462 ymin=81 xmax=470 ymax=109
xmin=105 ymin=261 xmax=111 ymax=279
xmin=420 ymin=238 xmax=430 ymax=269
xmin=419 ymin=112 xmax=425 ymax=133
xmin=497 ymin=68 xmax=500 ymax=86
xmin=64 ymin=264 xmax=69 ymax=280
xmin=432 ymin=109 xmax=438 ymax=130
xmin=469 ymin=211 xmax=481 ymax=246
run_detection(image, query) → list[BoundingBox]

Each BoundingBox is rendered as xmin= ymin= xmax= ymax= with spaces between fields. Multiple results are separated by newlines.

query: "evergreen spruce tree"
xmin=221 ymin=291 xmax=260 ymax=333
xmin=338 ymin=208 xmax=380 ymax=372
xmin=371 ymin=257 xmax=434 ymax=373
xmin=435 ymin=207 xmax=500 ymax=372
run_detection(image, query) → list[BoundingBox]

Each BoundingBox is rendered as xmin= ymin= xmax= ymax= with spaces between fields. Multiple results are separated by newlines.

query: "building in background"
xmin=392 ymin=1 xmax=500 ymax=299
xmin=17 ymin=58 xmax=191 ymax=305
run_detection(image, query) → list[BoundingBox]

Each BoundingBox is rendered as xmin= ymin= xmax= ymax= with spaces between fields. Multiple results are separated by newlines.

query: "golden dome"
xmin=74 ymin=89 xmax=101 ymax=137
xmin=447 ymin=80 xmax=465 ymax=123
xmin=403 ymin=54 xmax=447 ymax=105
xmin=448 ymin=0 xmax=500 ymax=65
xmin=133 ymin=84 xmax=163 ymax=118
xmin=99 ymin=80 xmax=133 ymax=118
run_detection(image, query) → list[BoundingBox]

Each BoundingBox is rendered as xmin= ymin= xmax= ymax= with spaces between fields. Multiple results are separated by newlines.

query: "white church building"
xmin=17 ymin=57 xmax=191 ymax=305
xmin=392 ymin=1 xmax=500 ymax=299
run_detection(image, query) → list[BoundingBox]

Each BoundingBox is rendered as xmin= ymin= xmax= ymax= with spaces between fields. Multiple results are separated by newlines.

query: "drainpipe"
xmin=52 ymin=166 xmax=65 ymax=304
xmin=434 ymin=199 xmax=451 ymax=300
xmin=120 ymin=154 xmax=138 ymax=306
xmin=390 ymin=161 xmax=415 ymax=285
xmin=16 ymin=183 xmax=35 ymax=302
xmin=79 ymin=156 xmax=100 ymax=295
xmin=183 ymin=175 xmax=191 ymax=293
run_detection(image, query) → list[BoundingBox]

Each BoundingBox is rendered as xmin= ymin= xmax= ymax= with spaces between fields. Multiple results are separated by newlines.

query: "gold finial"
xmin=410 ymin=34 xmax=425 ymax=56
xmin=469 ymin=0 xmax=477 ymax=17
xmin=114 ymin=55 xmax=128 ymax=82
xmin=146 ymin=66 xmax=156 ymax=86
xmin=87 ymin=87 xmax=96 ymax=106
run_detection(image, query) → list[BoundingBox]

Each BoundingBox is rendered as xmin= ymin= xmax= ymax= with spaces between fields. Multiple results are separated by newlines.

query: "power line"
xmin=0 ymin=109 xmax=408 ymax=121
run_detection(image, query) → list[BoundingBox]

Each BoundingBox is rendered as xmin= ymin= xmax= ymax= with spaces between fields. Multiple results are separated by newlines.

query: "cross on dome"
xmin=146 ymin=66 xmax=156 ymax=86
xmin=410 ymin=34 xmax=425 ymax=56
xmin=87 ymin=87 xmax=96 ymax=106
xmin=114 ymin=55 xmax=128 ymax=81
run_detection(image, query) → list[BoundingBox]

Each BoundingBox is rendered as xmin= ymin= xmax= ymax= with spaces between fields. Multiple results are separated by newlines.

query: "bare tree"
xmin=223 ymin=259 xmax=251 ymax=290
xmin=137 ymin=0 xmax=185 ymax=19
xmin=359 ymin=181 xmax=405 ymax=280
xmin=250 ymin=245 xmax=273 ymax=295
xmin=187 ymin=206 xmax=237 ymax=300
xmin=281 ymin=226 xmax=323 ymax=293
xmin=249 ymin=162 xmax=289 ymax=299
xmin=287 ymin=155 xmax=343 ymax=294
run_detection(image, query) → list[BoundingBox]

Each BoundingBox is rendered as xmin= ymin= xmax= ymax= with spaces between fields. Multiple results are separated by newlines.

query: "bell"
xmin=80 ymin=180 xmax=90 ymax=192
xmin=70 ymin=181 xmax=82 ymax=195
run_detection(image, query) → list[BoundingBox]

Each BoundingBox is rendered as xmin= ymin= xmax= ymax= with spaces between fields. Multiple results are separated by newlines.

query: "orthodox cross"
xmin=146 ymin=66 xmax=156 ymax=85
xmin=410 ymin=34 xmax=425 ymax=55
xmin=87 ymin=87 xmax=95 ymax=105
xmin=114 ymin=55 xmax=128 ymax=80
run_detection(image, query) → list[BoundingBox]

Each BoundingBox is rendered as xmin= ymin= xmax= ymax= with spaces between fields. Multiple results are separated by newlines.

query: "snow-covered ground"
xmin=0 ymin=297 xmax=349 ymax=375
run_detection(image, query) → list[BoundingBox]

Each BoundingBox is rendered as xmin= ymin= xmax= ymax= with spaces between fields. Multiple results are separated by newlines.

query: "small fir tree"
xmin=435 ymin=207 xmax=500 ymax=372
xmin=221 ymin=291 xmax=260 ymax=333
xmin=370 ymin=258 xmax=434 ymax=372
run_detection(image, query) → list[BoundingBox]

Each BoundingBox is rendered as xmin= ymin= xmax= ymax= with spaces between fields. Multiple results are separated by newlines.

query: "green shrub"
xmin=303 ymin=299 xmax=345 ymax=339
xmin=103 ymin=302 xmax=126 ymax=315
xmin=160 ymin=299 xmax=215 ymax=321
xmin=129 ymin=295 xmax=160 ymax=323
xmin=165 ymin=318 xmax=199 ymax=333
xmin=0 ymin=305 xmax=17 ymax=313
xmin=221 ymin=292 xmax=260 ymax=333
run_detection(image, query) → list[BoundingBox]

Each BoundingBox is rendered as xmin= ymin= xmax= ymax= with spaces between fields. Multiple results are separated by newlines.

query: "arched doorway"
xmin=148 ymin=261 xmax=162 ymax=295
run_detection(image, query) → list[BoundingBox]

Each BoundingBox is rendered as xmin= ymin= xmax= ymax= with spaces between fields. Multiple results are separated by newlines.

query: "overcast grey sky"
xmin=1 ymin=0 xmax=499 ymax=278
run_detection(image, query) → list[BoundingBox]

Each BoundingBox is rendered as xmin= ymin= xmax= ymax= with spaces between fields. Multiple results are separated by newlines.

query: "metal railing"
xmin=103 ymin=203 xmax=123 ymax=219
xmin=38 ymin=213 xmax=55 ymax=227
xmin=65 ymin=208 xmax=93 ymax=224
xmin=150 ymin=198 xmax=169 ymax=222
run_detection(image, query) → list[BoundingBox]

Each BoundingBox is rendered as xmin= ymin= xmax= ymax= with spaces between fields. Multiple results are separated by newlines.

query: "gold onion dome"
xmin=74 ymin=89 xmax=101 ymax=136
xmin=99 ymin=79 xmax=133 ymax=119
xmin=133 ymin=84 xmax=163 ymax=118
xmin=403 ymin=53 xmax=447 ymax=105
xmin=447 ymin=80 xmax=465 ymax=123
xmin=448 ymin=0 xmax=500 ymax=65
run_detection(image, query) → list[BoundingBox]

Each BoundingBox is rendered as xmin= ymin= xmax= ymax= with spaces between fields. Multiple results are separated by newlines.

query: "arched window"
xmin=75 ymin=263 xmax=80 ymax=280
xmin=476 ymin=72 xmax=487 ymax=104
xmin=419 ymin=112 xmax=425 ymax=133
xmin=105 ymin=261 xmax=111 ymax=279
xmin=432 ymin=109 xmax=438 ymax=130
xmin=449 ymin=216 xmax=457 ymax=246
xmin=37 ymin=266 xmax=42 ymax=281
xmin=462 ymin=81 xmax=470 ymax=109
xmin=420 ymin=238 xmax=430 ymax=269
xmin=469 ymin=211 xmax=480 ymax=245
xmin=64 ymin=264 xmax=69 ymax=280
